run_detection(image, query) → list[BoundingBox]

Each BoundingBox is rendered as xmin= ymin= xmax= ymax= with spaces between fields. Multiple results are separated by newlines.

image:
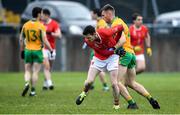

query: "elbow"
xmin=122 ymin=37 xmax=126 ymax=44
xmin=123 ymin=39 xmax=126 ymax=44
xmin=55 ymin=33 xmax=62 ymax=39
xmin=19 ymin=39 xmax=23 ymax=44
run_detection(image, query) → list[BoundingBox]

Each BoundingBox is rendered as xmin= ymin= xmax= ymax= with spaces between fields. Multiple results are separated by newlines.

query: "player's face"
xmin=85 ymin=33 xmax=98 ymax=42
xmin=135 ymin=16 xmax=143 ymax=26
xmin=102 ymin=10 xmax=114 ymax=23
xmin=41 ymin=13 xmax=49 ymax=22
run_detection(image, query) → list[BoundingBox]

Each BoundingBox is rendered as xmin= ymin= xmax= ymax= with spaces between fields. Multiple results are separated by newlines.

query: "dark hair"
xmin=132 ymin=13 xmax=141 ymax=21
xmin=92 ymin=8 xmax=101 ymax=17
xmin=42 ymin=8 xmax=51 ymax=16
xmin=83 ymin=25 xmax=95 ymax=36
xmin=101 ymin=4 xmax=115 ymax=12
xmin=32 ymin=7 xmax=42 ymax=18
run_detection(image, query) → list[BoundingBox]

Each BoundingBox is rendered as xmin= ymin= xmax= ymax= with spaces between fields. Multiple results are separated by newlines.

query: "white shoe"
xmin=103 ymin=86 xmax=109 ymax=91
xmin=29 ymin=91 xmax=36 ymax=97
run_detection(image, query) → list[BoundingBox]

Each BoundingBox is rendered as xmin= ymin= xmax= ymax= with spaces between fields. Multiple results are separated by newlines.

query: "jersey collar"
xmin=133 ymin=24 xmax=142 ymax=30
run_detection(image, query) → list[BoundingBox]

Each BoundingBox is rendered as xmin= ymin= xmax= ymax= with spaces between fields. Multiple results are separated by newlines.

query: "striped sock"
xmin=114 ymin=99 xmax=119 ymax=105
xmin=144 ymin=93 xmax=152 ymax=100
xmin=127 ymin=96 xmax=135 ymax=104
xmin=103 ymin=83 xmax=108 ymax=87
xmin=25 ymin=81 xmax=29 ymax=86
xmin=31 ymin=87 xmax=35 ymax=92
xmin=83 ymin=83 xmax=92 ymax=93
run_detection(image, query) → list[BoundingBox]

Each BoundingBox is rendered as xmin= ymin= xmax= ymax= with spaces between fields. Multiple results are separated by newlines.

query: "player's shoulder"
xmin=98 ymin=18 xmax=106 ymax=24
xmin=112 ymin=17 xmax=127 ymax=27
xmin=97 ymin=18 xmax=108 ymax=29
xmin=113 ymin=17 xmax=124 ymax=24
xmin=97 ymin=18 xmax=107 ymax=25
xmin=37 ymin=21 xmax=46 ymax=28
xmin=141 ymin=24 xmax=148 ymax=31
xmin=141 ymin=24 xmax=147 ymax=28
xmin=23 ymin=20 xmax=31 ymax=26
xmin=37 ymin=21 xmax=44 ymax=25
xmin=34 ymin=21 xmax=46 ymax=31
xmin=23 ymin=20 xmax=34 ymax=29
xmin=51 ymin=19 xmax=59 ymax=25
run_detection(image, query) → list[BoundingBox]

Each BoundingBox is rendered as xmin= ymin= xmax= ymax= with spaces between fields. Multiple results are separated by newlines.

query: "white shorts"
xmin=136 ymin=54 xmax=145 ymax=61
xmin=43 ymin=49 xmax=56 ymax=60
xmin=90 ymin=54 xmax=119 ymax=72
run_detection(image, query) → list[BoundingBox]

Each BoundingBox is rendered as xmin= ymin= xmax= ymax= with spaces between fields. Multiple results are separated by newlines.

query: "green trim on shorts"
xmin=119 ymin=52 xmax=136 ymax=69
xmin=90 ymin=50 xmax=94 ymax=60
xmin=24 ymin=49 xmax=43 ymax=63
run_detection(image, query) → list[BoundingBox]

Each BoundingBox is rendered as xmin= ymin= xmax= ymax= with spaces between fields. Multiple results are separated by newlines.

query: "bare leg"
xmin=49 ymin=60 xmax=54 ymax=70
xmin=118 ymin=65 xmax=136 ymax=105
xmin=98 ymin=71 xmax=109 ymax=91
xmin=136 ymin=60 xmax=146 ymax=75
xmin=30 ymin=62 xmax=41 ymax=95
xmin=84 ymin=67 xmax=100 ymax=93
xmin=126 ymin=68 xmax=150 ymax=98
xmin=98 ymin=71 xmax=106 ymax=84
xmin=21 ymin=63 xmax=32 ymax=96
xmin=24 ymin=63 xmax=32 ymax=83
xmin=109 ymin=69 xmax=119 ymax=106
xmin=126 ymin=67 xmax=160 ymax=109
xmin=43 ymin=58 xmax=53 ymax=89
xmin=76 ymin=67 xmax=100 ymax=105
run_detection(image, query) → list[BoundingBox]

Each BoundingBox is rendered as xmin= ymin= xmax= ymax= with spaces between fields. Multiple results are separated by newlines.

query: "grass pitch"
xmin=0 ymin=72 xmax=180 ymax=114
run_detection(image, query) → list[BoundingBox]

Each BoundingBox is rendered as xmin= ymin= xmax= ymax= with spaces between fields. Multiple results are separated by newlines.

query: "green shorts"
xmin=119 ymin=52 xmax=136 ymax=69
xmin=24 ymin=49 xmax=43 ymax=63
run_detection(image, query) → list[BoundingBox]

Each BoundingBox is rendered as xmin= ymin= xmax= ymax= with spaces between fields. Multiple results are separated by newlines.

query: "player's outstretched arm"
xmin=19 ymin=27 xmax=25 ymax=59
xmin=42 ymin=31 xmax=53 ymax=51
xmin=104 ymin=25 xmax=124 ymax=37
xmin=145 ymin=33 xmax=152 ymax=56
xmin=51 ymin=28 xmax=62 ymax=39
xmin=114 ymin=32 xmax=126 ymax=49
xmin=86 ymin=42 xmax=114 ymax=57
xmin=19 ymin=28 xmax=25 ymax=51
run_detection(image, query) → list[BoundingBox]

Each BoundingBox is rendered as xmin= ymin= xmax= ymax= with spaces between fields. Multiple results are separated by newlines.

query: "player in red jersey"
xmin=41 ymin=9 xmax=62 ymax=90
xmin=75 ymin=25 xmax=136 ymax=109
xmin=82 ymin=8 xmax=110 ymax=91
xmin=129 ymin=13 xmax=152 ymax=74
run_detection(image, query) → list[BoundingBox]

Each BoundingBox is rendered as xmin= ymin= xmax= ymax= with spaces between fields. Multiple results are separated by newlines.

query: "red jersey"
xmin=85 ymin=25 xmax=123 ymax=60
xmin=42 ymin=19 xmax=60 ymax=49
xmin=129 ymin=24 xmax=148 ymax=55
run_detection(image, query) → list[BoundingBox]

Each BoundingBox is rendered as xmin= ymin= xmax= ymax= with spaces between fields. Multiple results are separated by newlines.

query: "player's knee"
xmin=111 ymin=72 xmax=118 ymax=78
xmin=32 ymin=72 xmax=39 ymax=78
xmin=111 ymin=82 xmax=118 ymax=89
xmin=43 ymin=61 xmax=50 ymax=69
xmin=99 ymin=72 xmax=105 ymax=77
xmin=25 ymin=68 xmax=31 ymax=73
xmin=44 ymin=64 xmax=50 ymax=70
xmin=127 ymin=81 xmax=136 ymax=89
